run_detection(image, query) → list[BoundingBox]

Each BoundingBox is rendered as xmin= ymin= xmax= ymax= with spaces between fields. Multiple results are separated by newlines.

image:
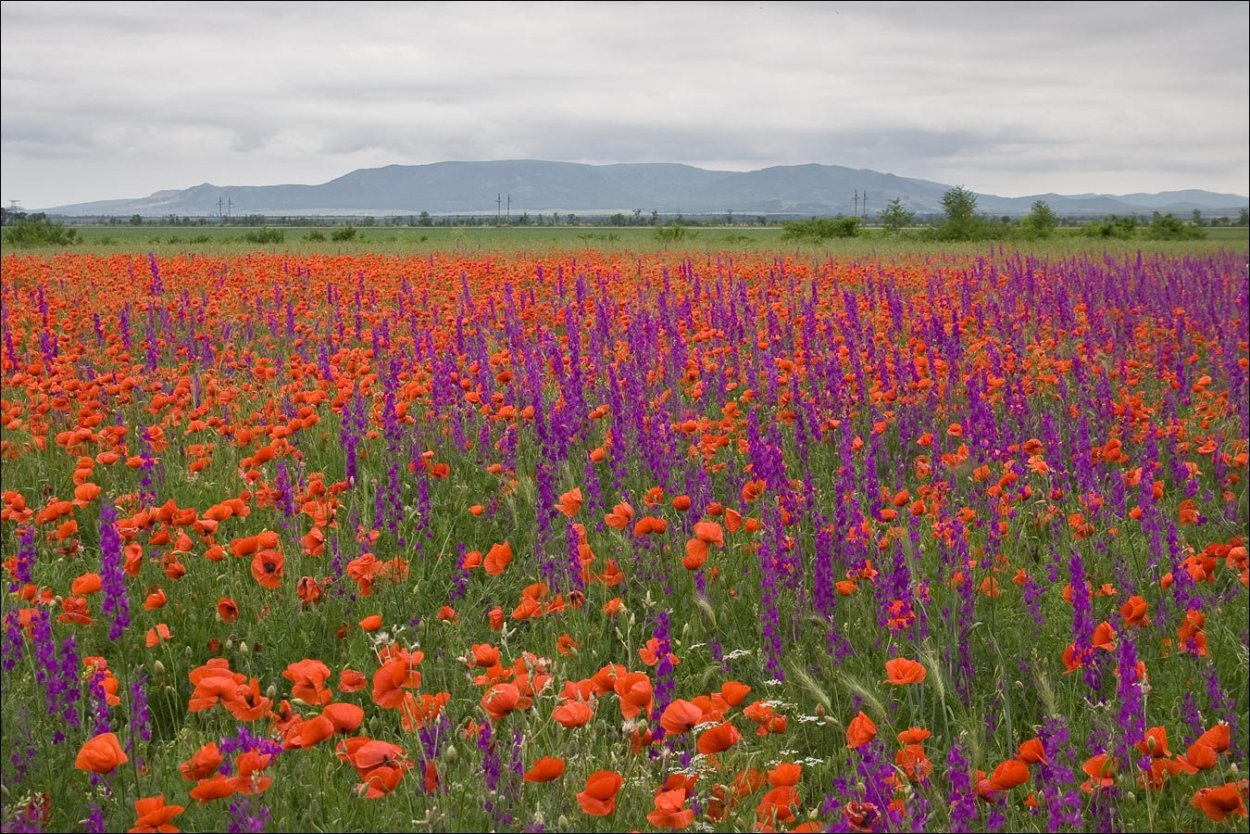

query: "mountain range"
xmin=39 ymin=160 xmax=1249 ymax=218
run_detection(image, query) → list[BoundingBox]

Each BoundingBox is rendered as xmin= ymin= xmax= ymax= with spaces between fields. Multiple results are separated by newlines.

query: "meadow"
xmin=0 ymin=238 xmax=1246 ymax=832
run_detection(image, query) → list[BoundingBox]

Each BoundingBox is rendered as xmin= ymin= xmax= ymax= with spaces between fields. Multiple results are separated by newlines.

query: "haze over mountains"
xmin=39 ymin=160 xmax=1249 ymax=218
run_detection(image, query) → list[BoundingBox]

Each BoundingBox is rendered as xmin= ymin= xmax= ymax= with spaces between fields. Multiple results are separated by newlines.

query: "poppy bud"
xmin=444 ymin=745 xmax=458 ymax=762
xmin=239 ymin=641 xmax=250 ymax=655
xmin=152 ymin=660 xmax=166 ymax=678
xmin=225 ymin=639 xmax=234 ymax=651
xmin=557 ymin=816 xmax=569 ymax=829
xmin=265 ymin=684 xmax=276 ymax=699
xmin=1126 ymin=791 xmax=1137 ymax=804
xmin=1014 ymin=680 xmax=1024 ymax=690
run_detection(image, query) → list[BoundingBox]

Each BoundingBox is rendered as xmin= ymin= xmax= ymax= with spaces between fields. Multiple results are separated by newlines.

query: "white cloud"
xmin=3 ymin=0 xmax=1246 ymax=208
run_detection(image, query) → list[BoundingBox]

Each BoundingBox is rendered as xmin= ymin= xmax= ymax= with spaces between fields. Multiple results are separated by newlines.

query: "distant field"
xmin=8 ymin=223 xmax=1248 ymax=255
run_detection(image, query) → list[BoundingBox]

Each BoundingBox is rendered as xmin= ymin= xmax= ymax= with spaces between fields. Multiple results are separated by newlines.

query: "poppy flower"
xmin=1081 ymin=754 xmax=1117 ymax=791
xmin=1135 ymin=726 xmax=1172 ymax=759
xmin=660 ymin=699 xmax=705 ymax=735
xmin=577 ymin=770 xmax=623 ymax=816
xmin=338 ymin=668 xmax=367 ymax=692
xmin=359 ymin=614 xmax=383 ymax=632
xmin=283 ymin=658 xmax=333 ymax=701
xmin=768 ymin=762 xmax=802 ymax=787
xmin=555 ymin=488 xmax=583 ymax=517
xmin=523 ymin=757 xmax=566 ymax=783
xmin=249 ymin=549 xmax=284 ymax=589
xmin=129 ymin=794 xmax=184 ymax=833
xmin=896 ymin=744 xmax=933 ymax=781
xmin=884 ymin=658 xmax=926 ymax=685
xmin=552 ymin=699 xmax=594 ymax=728
xmin=146 ymin=623 xmax=172 ymax=648
xmin=647 ymin=787 xmax=695 ymax=829
xmin=987 ymin=759 xmax=1030 ymax=792
xmin=71 ymin=572 xmax=102 ymax=595
xmin=189 ymin=775 xmax=238 ymax=803
xmin=697 ymin=721 xmax=741 ymax=755
xmin=75 ymin=731 xmax=129 ymax=774
xmin=614 ymin=671 xmax=654 ymax=719
xmin=179 ymin=743 xmax=222 ymax=781
xmin=482 ymin=683 xmax=522 ymax=721
xmin=846 ymin=711 xmax=877 ymax=748
xmin=484 ymin=541 xmax=513 ymax=576
xmin=604 ymin=502 xmax=634 ymax=530
xmin=1017 ymin=737 xmax=1046 ymax=764
xmin=1191 ymin=782 xmax=1248 ymax=822
xmin=143 ymin=587 xmax=167 ymax=610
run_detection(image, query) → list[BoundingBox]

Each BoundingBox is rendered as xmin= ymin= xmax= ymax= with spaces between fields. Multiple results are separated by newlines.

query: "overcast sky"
xmin=3 ymin=1 xmax=1247 ymax=209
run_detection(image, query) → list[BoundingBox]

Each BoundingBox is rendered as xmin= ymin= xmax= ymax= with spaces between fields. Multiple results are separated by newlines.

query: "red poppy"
xmin=577 ymin=770 xmax=623 ymax=816
xmin=884 ymin=658 xmax=926 ymax=685
xmin=129 ymin=794 xmax=184 ymax=833
xmin=846 ymin=711 xmax=877 ymax=748
xmin=75 ymin=731 xmax=129 ymax=774
xmin=523 ymin=757 xmax=566 ymax=783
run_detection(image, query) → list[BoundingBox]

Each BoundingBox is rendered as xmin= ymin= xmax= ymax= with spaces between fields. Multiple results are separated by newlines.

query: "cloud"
xmin=3 ymin=0 xmax=1246 ymax=207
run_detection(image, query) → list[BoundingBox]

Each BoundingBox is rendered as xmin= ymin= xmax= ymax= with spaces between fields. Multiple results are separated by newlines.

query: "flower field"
xmin=0 ymin=247 xmax=1246 ymax=832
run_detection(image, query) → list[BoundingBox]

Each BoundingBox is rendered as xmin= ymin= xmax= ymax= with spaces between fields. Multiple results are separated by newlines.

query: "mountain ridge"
xmin=37 ymin=160 xmax=1249 ymax=218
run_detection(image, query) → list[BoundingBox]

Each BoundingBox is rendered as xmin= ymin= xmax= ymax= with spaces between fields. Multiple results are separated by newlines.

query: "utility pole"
xmin=507 ymin=193 xmax=511 ymax=223
xmin=862 ymin=191 xmax=868 ymax=220
xmin=496 ymin=193 xmax=502 ymax=226
xmin=854 ymin=190 xmax=859 ymax=217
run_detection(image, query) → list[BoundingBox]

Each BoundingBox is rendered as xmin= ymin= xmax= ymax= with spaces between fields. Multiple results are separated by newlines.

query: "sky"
xmin=2 ymin=1 xmax=1247 ymax=210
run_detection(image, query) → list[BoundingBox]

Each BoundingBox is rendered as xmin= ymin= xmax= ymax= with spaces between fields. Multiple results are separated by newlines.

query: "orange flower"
xmin=249 ymin=549 xmax=284 ymax=589
xmin=1120 ymin=595 xmax=1149 ymax=627
xmin=552 ymin=699 xmax=594 ymax=728
xmin=846 ymin=711 xmax=876 ymax=748
xmin=482 ymin=683 xmax=522 ymax=721
xmin=577 ymin=770 xmax=623 ymax=816
xmin=283 ymin=659 xmax=333 ymax=705
xmin=604 ymin=502 xmax=635 ymax=530
xmin=1081 ymin=754 xmax=1117 ymax=791
xmin=986 ymin=759 xmax=1030 ymax=792
xmin=768 ymin=762 xmax=802 ymax=787
xmin=523 ymin=757 xmax=566 ymax=783
xmin=660 ymin=699 xmax=705 ymax=735
xmin=884 ymin=658 xmax=926 ymax=685
xmin=613 ymin=671 xmax=654 ymax=719
xmin=71 ymin=572 xmax=102 ymax=595
xmin=484 ymin=541 xmax=513 ymax=576
xmin=555 ymin=487 xmax=583 ymax=517
xmin=648 ymin=787 xmax=695 ymax=829
xmin=1017 ymin=737 xmax=1046 ymax=764
xmin=338 ymin=668 xmax=367 ymax=692
xmin=322 ymin=702 xmax=364 ymax=733
xmin=75 ymin=731 xmax=129 ymax=774
xmin=1135 ymin=726 xmax=1172 ymax=759
xmin=696 ymin=721 xmax=741 ymax=755
xmin=1191 ymin=782 xmax=1248 ymax=822
xmin=179 ymin=743 xmax=222 ymax=781
xmin=359 ymin=614 xmax=383 ymax=632
xmin=145 ymin=623 xmax=172 ymax=648
xmin=128 ymin=794 xmax=184 ymax=833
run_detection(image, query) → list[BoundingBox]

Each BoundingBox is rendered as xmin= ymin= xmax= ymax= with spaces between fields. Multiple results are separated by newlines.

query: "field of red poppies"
xmin=1 ymin=247 xmax=1246 ymax=832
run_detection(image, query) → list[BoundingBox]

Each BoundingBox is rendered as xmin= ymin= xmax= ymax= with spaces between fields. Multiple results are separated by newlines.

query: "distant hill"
xmin=39 ymin=160 xmax=1249 ymax=218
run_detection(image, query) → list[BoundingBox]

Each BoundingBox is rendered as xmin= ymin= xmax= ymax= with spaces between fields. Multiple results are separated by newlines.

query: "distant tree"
xmin=935 ymin=186 xmax=984 ymax=240
xmin=1144 ymin=212 xmax=1205 ymax=241
xmin=1239 ymin=208 xmax=1249 ymax=226
xmin=2 ymin=215 xmax=79 ymax=247
xmin=1020 ymin=200 xmax=1059 ymax=239
xmin=781 ymin=217 xmax=861 ymax=241
xmin=418 ymin=211 xmax=432 ymax=227
xmin=650 ymin=210 xmax=659 ymax=226
xmin=879 ymin=198 xmax=915 ymax=236
xmin=129 ymin=214 xmax=143 ymax=226
xmin=1191 ymin=209 xmax=1203 ymax=226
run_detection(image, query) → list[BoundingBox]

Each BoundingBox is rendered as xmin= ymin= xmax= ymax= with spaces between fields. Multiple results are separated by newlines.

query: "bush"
xmin=1143 ymin=212 xmax=1205 ymax=241
xmin=330 ymin=226 xmax=358 ymax=242
xmin=243 ymin=228 xmax=285 ymax=244
xmin=1079 ymin=215 xmax=1138 ymax=239
xmin=781 ymin=217 xmax=861 ymax=241
xmin=654 ymin=225 xmax=696 ymax=243
xmin=3 ymin=216 xmax=79 ymax=247
xmin=304 ymin=231 xmax=327 ymax=242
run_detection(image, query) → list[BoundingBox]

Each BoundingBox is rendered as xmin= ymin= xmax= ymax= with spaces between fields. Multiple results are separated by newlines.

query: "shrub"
xmin=243 ymin=228 xmax=285 ymax=244
xmin=3 ymin=217 xmax=79 ymax=247
xmin=330 ymin=225 xmax=358 ymax=242
xmin=781 ymin=217 xmax=861 ymax=241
